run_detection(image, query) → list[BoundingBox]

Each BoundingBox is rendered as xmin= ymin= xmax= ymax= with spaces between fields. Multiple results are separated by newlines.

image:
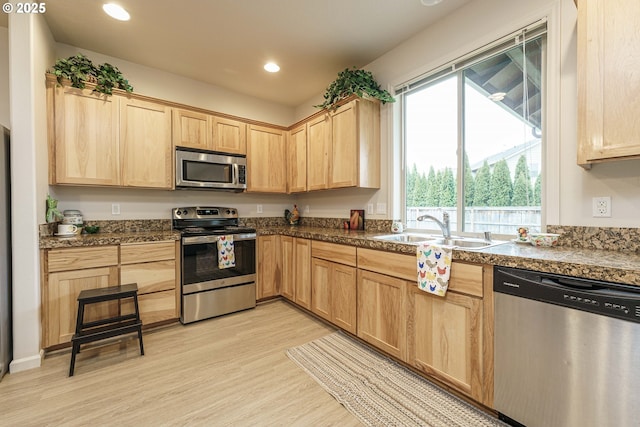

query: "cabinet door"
xmin=122 ymin=289 xmax=177 ymax=325
xmin=357 ymin=269 xmax=407 ymax=360
xmin=407 ymin=286 xmax=483 ymax=402
xmin=257 ymin=235 xmax=280 ymax=299
xmin=52 ymin=86 xmax=120 ymax=186
xmin=121 ymin=260 xmax=176 ymax=294
xmin=578 ymin=0 xmax=640 ymax=164
xmin=331 ymin=263 xmax=357 ymax=334
xmin=173 ymin=109 xmax=212 ymax=151
xmin=307 ymin=114 xmax=331 ymax=191
xmin=280 ymin=236 xmax=295 ymax=301
xmin=294 ymin=238 xmax=312 ymax=310
xmin=45 ymin=266 xmax=119 ymax=347
xmin=311 ymin=258 xmax=332 ymax=321
xmin=247 ymin=125 xmax=287 ymax=193
xmin=212 ymin=116 xmax=247 ymax=155
xmin=329 ymin=100 xmax=358 ymax=188
xmin=120 ymin=98 xmax=173 ymax=188
xmin=288 ymin=124 xmax=307 ymax=193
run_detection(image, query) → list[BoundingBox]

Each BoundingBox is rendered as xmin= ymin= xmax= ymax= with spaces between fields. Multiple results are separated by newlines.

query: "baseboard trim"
xmin=9 ymin=349 xmax=43 ymax=373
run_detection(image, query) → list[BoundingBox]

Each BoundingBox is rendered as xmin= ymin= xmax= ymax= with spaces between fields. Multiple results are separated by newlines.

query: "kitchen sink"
xmin=372 ymin=233 xmax=436 ymax=243
xmin=373 ymin=233 xmax=507 ymax=250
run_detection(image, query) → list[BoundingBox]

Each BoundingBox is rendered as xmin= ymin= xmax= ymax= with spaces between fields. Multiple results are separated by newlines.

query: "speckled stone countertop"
xmin=258 ymin=226 xmax=640 ymax=286
xmin=39 ymin=231 xmax=180 ymax=249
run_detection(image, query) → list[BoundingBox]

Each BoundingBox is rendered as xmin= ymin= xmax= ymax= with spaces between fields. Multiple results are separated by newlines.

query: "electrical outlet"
xmin=367 ymin=204 xmax=374 ymax=215
xmin=256 ymin=204 xmax=263 ymax=214
xmin=592 ymin=197 xmax=611 ymax=217
xmin=111 ymin=204 xmax=120 ymax=215
xmin=304 ymin=205 xmax=310 ymax=214
xmin=376 ymin=203 xmax=387 ymax=214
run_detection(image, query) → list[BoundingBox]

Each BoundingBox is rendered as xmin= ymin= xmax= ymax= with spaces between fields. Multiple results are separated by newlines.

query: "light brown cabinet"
xmin=42 ymin=246 xmax=120 ymax=347
xmin=356 ymin=269 xmax=407 ymax=360
xmin=407 ymin=278 xmax=484 ymax=403
xmin=311 ymin=241 xmax=357 ymax=334
xmin=247 ymin=125 xmax=287 ymax=193
xmin=120 ymin=241 xmax=179 ymax=325
xmin=578 ymin=0 xmax=640 ymax=166
xmin=120 ymin=98 xmax=173 ymax=189
xmin=47 ymin=77 xmax=173 ymax=189
xmin=306 ymin=114 xmax=331 ymax=191
xmin=287 ymin=124 xmax=308 ymax=193
xmin=294 ymin=238 xmax=312 ymax=309
xmin=257 ymin=235 xmax=281 ymax=299
xmin=173 ymin=108 xmax=247 ymax=155
xmin=329 ymin=98 xmax=380 ymax=189
xmin=49 ymin=85 xmax=120 ymax=186
xmin=280 ymin=236 xmax=296 ymax=301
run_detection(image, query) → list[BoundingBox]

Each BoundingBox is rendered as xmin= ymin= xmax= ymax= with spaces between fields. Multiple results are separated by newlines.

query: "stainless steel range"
xmin=173 ymin=207 xmax=256 ymax=324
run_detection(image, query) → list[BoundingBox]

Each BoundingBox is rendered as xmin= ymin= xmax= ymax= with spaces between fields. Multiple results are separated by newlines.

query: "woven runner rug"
xmin=286 ymin=331 xmax=507 ymax=427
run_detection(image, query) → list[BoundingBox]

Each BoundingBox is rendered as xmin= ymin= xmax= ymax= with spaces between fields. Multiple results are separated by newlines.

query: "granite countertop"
xmin=39 ymin=230 xmax=180 ymax=249
xmin=258 ymin=226 xmax=640 ymax=286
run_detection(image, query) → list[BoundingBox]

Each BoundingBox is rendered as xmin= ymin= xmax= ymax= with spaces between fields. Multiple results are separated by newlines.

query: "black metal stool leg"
xmin=133 ymin=294 xmax=144 ymax=355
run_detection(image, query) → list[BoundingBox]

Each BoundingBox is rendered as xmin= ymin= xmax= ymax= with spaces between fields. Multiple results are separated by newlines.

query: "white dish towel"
xmin=416 ymin=243 xmax=453 ymax=296
xmin=217 ymin=235 xmax=236 ymax=269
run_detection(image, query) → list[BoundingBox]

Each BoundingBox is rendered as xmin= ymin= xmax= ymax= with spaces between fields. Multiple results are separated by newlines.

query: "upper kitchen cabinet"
xmin=306 ymin=114 xmax=331 ymax=191
xmin=47 ymin=75 xmax=173 ymax=189
xmin=288 ymin=124 xmax=307 ymax=193
xmin=247 ymin=124 xmax=287 ymax=193
xmin=49 ymin=83 xmax=120 ymax=186
xmin=173 ymin=108 xmax=247 ymax=155
xmin=329 ymin=97 xmax=380 ymax=189
xmin=577 ymin=0 xmax=640 ymax=166
xmin=120 ymin=98 xmax=172 ymax=189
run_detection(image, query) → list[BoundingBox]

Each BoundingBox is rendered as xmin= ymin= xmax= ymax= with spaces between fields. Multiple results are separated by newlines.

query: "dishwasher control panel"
xmin=494 ymin=266 xmax=640 ymax=324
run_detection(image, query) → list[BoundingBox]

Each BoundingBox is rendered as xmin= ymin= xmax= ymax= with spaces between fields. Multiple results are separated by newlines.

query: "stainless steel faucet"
xmin=416 ymin=212 xmax=451 ymax=238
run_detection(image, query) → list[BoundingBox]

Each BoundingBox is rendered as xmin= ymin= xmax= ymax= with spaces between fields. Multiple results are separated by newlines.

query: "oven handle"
xmin=182 ymin=233 xmax=256 ymax=245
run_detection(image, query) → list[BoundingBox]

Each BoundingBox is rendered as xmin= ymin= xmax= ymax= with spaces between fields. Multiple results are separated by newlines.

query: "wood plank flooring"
xmin=0 ymin=300 xmax=362 ymax=426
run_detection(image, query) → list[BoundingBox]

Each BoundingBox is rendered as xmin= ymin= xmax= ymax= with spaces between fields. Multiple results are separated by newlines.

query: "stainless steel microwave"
xmin=175 ymin=148 xmax=247 ymax=191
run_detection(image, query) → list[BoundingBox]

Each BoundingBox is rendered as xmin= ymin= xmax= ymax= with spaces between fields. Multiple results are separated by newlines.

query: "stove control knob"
xmin=226 ymin=209 xmax=231 ymax=215
xmin=175 ymin=210 xmax=181 ymax=216
xmin=231 ymin=209 xmax=236 ymax=215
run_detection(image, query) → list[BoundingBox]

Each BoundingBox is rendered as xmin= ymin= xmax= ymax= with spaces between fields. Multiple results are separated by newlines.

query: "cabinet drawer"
xmin=48 ymin=246 xmax=118 ymax=272
xmin=122 ymin=289 xmax=177 ymax=325
xmin=120 ymin=241 xmax=175 ymax=264
xmin=357 ymin=248 xmax=415 ymax=281
xmin=121 ymin=260 xmax=176 ymax=294
xmin=357 ymin=248 xmax=483 ymax=297
xmin=311 ymin=241 xmax=356 ymax=266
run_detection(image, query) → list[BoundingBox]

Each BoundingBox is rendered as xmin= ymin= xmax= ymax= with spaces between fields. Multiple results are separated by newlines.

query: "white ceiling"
xmin=4 ymin=0 xmax=473 ymax=106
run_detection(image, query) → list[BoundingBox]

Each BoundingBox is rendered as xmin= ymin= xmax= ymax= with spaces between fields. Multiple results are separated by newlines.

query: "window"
xmin=401 ymin=24 xmax=546 ymax=236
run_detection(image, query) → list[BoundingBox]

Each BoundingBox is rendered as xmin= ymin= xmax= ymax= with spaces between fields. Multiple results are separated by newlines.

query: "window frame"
xmin=398 ymin=21 xmax=548 ymax=240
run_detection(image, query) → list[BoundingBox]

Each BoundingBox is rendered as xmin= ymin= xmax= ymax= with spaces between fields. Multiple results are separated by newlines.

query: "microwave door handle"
xmin=232 ymin=163 xmax=239 ymax=185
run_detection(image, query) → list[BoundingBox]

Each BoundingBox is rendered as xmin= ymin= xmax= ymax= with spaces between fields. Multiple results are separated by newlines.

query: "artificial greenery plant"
xmin=314 ymin=67 xmax=395 ymax=110
xmin=50 ymin=53 xmax=133 ymax=95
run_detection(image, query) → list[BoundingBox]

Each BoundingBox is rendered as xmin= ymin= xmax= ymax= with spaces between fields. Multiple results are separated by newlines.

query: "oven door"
xmin=181 ymin=233 xmax=256 ymax=294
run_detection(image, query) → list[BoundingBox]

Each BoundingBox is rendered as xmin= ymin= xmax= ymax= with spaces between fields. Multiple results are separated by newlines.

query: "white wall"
xmin=8 ymin=13 xmax=56 ymax=373
xmin=0 ymin=27 xmax=9 ymax=129
xmin=54 ymin=44 xmax=295 ymax=127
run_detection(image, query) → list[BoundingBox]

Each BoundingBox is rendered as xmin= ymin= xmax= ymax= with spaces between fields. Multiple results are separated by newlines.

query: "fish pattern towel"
xmin=217 ymin=235 xmax=236 ymax=269
xmin=417 ymin=243 xmax=453 ymax=296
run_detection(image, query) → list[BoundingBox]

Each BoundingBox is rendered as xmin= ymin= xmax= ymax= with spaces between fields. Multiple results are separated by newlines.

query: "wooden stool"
xmin=69 ymin=283 xmax=144 ymax=376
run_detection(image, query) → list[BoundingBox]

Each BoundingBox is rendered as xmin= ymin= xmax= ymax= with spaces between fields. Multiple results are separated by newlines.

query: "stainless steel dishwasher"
xmin=494 ymin=266 xmax=640 ymax=427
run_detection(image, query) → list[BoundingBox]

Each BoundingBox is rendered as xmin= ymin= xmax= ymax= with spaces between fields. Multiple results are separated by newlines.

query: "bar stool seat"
xmin=69 ymin=283 xmax=144 ymax=376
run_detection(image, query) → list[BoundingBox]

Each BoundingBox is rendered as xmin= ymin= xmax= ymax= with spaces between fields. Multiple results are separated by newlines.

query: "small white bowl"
xmin=528 ymin=233 xmax=560 ymax=247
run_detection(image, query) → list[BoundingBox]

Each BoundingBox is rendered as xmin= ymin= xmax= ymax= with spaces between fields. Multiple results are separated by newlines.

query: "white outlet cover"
xmin=592 ymin=196 xmax=611 ymax=217
xmin=256 ymin=204 xmax=263 ymax=214
xmin=376 ymin=203 xmax=387 ymax=214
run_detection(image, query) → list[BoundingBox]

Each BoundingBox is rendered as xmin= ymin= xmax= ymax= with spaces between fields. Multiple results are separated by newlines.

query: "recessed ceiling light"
xmin=488 ymin=92 xmax=506 ymax=102
xmin=264 ymin=62 xmax=280 ymax=73
xmin=420 ymin=0 xmax=443 ymax=5
xmin=103 ymin=3 xmax=130 ymax=21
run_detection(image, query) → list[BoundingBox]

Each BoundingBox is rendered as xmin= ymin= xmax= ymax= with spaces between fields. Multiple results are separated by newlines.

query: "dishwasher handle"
xmin=540 ymin=277 xmax=640 ymax=300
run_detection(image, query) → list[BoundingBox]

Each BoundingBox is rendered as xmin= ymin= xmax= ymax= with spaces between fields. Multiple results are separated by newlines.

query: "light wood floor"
xmin=0 ymin=300 xmax=362 ymax=426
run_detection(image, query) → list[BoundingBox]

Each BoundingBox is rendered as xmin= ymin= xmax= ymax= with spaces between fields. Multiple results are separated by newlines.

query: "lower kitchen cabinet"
xmin=406 ymin=285 xmax=484 ymax=403
xmin=280 ymin=236 xmax=311 ymax=308
xmin=311 ymin=242 xmax=357 ymax=334
xmin=356 ymin=269 xmax=407 ymax=360
xmin=42 ymin=246 xmax=120 ymax=347
xmin=257 ymin=235 xmax=281 ymax=299
xmin=120 ymin=241 xmax=179 ymax=325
